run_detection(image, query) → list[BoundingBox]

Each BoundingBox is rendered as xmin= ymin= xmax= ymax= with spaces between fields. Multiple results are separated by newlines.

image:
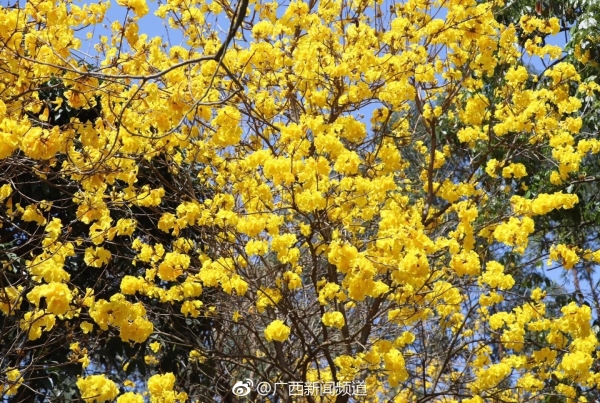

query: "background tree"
xmin=479 ymin=0 xmax=600 ymax=329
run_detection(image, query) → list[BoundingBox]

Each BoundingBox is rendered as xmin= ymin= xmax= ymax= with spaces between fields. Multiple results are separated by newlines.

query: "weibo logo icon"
xmin=232 ymin=379 xmax=253 ymax=396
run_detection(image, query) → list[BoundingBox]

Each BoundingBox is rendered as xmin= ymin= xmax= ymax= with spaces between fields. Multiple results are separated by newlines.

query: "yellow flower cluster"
xmin=480 ymin=261 xmax=515 ymax=290
xmin=493 ymin=217 xmax=535 ymax=253
xmin=2 ymin=368 xmax=22 ymax=396
xmin=513 ymin=192 xmax=579 ymax=216
xmin=147 ymin=373 xmax=187 ymax=403
xmin=502 ymin=163 xmax=527 ymax=179
xmin=0 ymin=286 xmax=23 ymax=315
xmin=76 ymin=375 xmax=119 ymax=403
xmin=322 ymin=311 xmax=345 ymax=329
xmin=256 ymin=287 xmax=282 ymax=313
xmin=19 ymin=309 xmax=56 ymax=341
xmin=89 ymin=294 xmax=153 ymax=343
xmin=264 ymin=319 xmax=291 ymax=342
xmin=548 ymin=244 xmax=580 ymax=270
xmin=26 ymin=283 xmax=73 ymax=315
xmin=116 ymin=392 xmax=144 ymax=403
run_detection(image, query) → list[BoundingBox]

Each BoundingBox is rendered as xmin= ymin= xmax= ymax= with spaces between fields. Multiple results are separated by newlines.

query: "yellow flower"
xmin=81 ymin=321 xmax=94 ymax=334
xmin=27 ymin=283 xmax=73 ymax=315
xmin=485 ymin=159 xmax=500 ymax=178
xmin=120 ymin=276 xmax=147 ymax=295
xmin=318 ymin=282 xmax=341 ymax=305
xmin=0 ymin=285 xmax=23 ymax=315
xmin=21 ymin=204 xmax=47 ymax=225
xmin=181 ymin=300 xmax=203 ymax=318
xmin=232 ymin=311 xmax=241 ymax=322
xmin=264 ymin=319 xmax=291 ymax=342
xmin=158 ymin=252 xmax=190 ymax=281
xmin=84 ymin=246 xmax=112 ymax=268
xmin=45 ymin=218 xmax=62 ymax=240
xmin=256 ymin=288 xmax=282 ymax=313
xmin=283 ymin=271 xmax=302 ymax=290
xmin=20 ymin=310 xmax=56 ymax=340
xmin=0 ymin=183 xmax=13 ymax=203
xmin=3 ymin=368 xmax=22 ymax=396
xmin=502 ymin=163 xmax=527 ymax=179
xmin=76 ymin=375 xmax=119 ymax=403
xmin=211 ymin=106 xmax=242 ymax=147
xmin=116 ymin=0 xmax=149 ymax=17
xmin=117 ymin=392 xmax=144 ymax=403
xmin=480 ymin=261 xmax=515 ymax=290
xmin=145 ymin=355 xmax=159 ymax=365
xmin=158 ymin=213 xmax=177 ymax=233
xmin=384 ymin=349 xmax=408 ymax=386
xmin=148 ymin=373 xmax=187 ymax=402
xmin=322 ymin=311 xmax=345 ymax=329
xmin=189 ymin=349 xmax=207 ymax=363
xmin=79 ymin=353 xmax=91 ymax=368
xmin=493 ymin=217 xmax=535 ymax=252
xmin=135 ymin=186 xmax=165 ymax=207
xmin=115 ymin=218 xmax=136 ymax=236
xmin=548 ymin=244 xmax=580 ymax=269
xmin=531 ymin=287 xmax=546 ymax=302
xmin=21 ymin=126 xmax=62 ymax=160
xmin=449 ymin=250 xmax=481 ymax=277
xmin=120 ymin=316 xmax=154 ymax=343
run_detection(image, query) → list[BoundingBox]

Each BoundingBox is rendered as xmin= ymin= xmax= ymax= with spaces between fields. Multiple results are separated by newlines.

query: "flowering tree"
xmin=480 ymin=0 xmax=600 ymax=321
xmin=1 ymin=0 xmax=599 ymax=402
